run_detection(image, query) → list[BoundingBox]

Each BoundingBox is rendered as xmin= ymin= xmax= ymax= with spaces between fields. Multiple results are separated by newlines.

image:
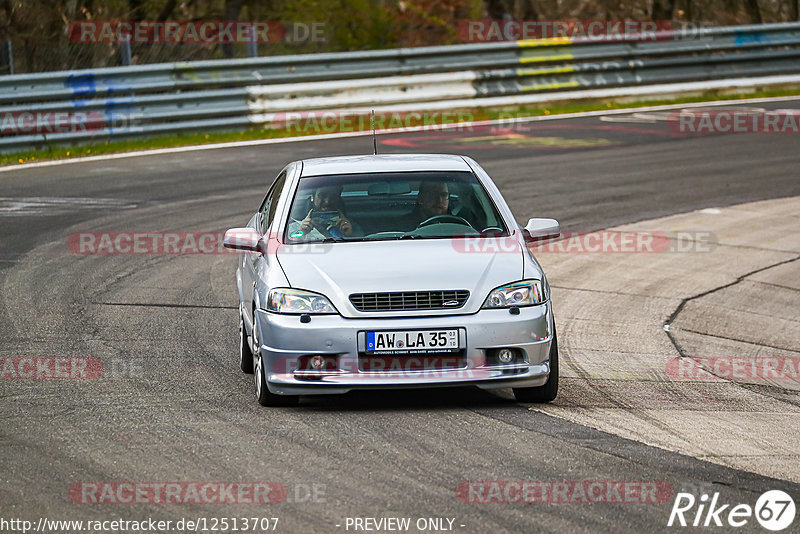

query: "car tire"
xmin=513 ymin=328 xmax=559 ymax=403
xmin=239 ymin=310 xmax=254 ymax=374
xmin=252 ymin=314 xmax=299 ymax=407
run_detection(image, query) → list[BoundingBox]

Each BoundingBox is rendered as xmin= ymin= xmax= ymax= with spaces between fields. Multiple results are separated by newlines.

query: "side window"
xmin=259 ymin=171 xmax=287 ymax=234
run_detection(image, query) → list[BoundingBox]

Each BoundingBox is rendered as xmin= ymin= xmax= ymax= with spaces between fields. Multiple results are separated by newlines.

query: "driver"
xmin=399 ymin=181 xmax=450 ymax=230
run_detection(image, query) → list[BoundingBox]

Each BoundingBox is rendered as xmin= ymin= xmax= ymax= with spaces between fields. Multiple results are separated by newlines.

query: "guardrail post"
xmin=120 ymin=39 xmax=132 ymax=66
xmin=2 ymin=40 xmax=13 ymax=75
xmin=245 ymin=23 xmax=258 ymax=58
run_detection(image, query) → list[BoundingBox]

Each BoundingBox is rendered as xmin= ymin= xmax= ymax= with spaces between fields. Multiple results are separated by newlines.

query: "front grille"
xmin=349 ymin=290 xmax=469 ymax=311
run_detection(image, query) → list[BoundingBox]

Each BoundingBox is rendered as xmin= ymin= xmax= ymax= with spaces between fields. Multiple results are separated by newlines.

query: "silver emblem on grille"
xmin=443 ymin=300 xmax=459 ymax=306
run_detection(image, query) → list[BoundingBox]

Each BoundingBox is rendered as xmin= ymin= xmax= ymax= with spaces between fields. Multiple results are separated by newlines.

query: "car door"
xmin=241 ymin=169 xmax=288 ymax=326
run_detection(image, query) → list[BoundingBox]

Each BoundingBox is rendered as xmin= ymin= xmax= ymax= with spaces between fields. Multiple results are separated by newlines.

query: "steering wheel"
xmin=416 ymin=215 xmax=474 ymax=229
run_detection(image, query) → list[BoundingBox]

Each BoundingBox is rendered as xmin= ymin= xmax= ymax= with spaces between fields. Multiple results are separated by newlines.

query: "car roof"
xmin=299 ymin=154 xmax=472 ymax=177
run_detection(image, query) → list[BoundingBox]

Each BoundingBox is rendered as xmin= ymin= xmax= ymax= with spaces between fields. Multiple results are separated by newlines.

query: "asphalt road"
xmin=1 ymin=101 xmax=800 ymax=533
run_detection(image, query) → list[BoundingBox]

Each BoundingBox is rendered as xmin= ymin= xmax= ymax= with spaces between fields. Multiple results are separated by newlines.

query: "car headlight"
xmin=266 ymin=288 xmax=338 ymax=314
xmin=482 ymin=280 xmax=546 ymax=308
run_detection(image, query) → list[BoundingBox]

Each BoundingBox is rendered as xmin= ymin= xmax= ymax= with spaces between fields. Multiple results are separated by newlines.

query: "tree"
xmin=744 ymin=0 xmax=762 ymax=23
xmin=652 ymin=0 xmax=675 ymax=20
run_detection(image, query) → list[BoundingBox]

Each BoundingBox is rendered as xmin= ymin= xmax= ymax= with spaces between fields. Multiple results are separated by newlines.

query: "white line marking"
xmin=0 ymin=197 xmax=138 ymax=215
xmin=599 ymin=115 xmax=659 ymax=123
xmin=601 ymin=106 xmax=768 ymax=123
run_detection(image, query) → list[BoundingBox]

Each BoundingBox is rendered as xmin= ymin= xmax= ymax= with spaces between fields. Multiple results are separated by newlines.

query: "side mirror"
xmin=223 ymin=227 xmax=263 ymax=253
xmin=523 ymin=218 xmax=560 ymax=242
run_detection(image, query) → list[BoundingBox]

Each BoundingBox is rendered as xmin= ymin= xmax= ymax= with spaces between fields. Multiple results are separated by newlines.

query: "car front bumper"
xmin=255 ymin=304 xmax=554 ymax=395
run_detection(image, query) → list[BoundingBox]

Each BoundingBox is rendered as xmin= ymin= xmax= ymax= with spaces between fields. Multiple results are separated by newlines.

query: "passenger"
xmin=287 ymin=185 xmax=355 ymax=240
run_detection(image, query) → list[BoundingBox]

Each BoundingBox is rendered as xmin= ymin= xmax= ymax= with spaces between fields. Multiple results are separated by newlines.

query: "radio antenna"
xmin=371 ymin=109 xmax=377 ymax=155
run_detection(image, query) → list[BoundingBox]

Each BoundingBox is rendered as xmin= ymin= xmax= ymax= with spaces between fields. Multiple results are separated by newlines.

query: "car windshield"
xmin=283 ymin=171 xmax=508 ymax=243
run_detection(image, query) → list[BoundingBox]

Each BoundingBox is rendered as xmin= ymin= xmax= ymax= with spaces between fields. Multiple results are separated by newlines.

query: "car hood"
xmin=276 ymin=238 xmax=524 ymax=318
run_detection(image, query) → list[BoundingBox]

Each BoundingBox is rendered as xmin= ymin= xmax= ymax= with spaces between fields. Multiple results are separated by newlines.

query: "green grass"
xmin=478 ymin=86 xmax=800 ymax=120
xmin=3 ymin=86 xmax=799 ymax=167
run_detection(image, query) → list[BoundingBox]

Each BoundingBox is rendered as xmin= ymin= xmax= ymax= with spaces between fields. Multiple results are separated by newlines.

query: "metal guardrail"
xmin=1 ymin=22 xmax=800 ymax=153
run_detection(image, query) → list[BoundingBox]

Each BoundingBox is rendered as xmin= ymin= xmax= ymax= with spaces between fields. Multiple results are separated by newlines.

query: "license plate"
xmin=365 ymin=329 xmax=459 ymax=354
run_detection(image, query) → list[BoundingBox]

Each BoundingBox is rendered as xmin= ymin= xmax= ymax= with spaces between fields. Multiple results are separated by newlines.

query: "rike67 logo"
xmin=668 ymin=490 xmax=796 ymax=531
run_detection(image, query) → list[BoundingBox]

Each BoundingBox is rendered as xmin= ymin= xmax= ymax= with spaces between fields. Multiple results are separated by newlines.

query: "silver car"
xmin=224 ymin=154 xmax=560 ymax=406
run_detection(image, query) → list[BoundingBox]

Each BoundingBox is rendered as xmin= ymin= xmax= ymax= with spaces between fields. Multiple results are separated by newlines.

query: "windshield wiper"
xmin=319 ymin=236 xmax=371 ymax=243
xmin=397 ymin=234 xmax=463 ymax=241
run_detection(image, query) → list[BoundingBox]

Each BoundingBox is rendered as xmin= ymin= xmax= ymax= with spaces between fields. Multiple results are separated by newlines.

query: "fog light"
xmin=310 ymin=355 xmax=325 ymax=370
xmin=497 ymin=348 xmax=514 ymax=364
